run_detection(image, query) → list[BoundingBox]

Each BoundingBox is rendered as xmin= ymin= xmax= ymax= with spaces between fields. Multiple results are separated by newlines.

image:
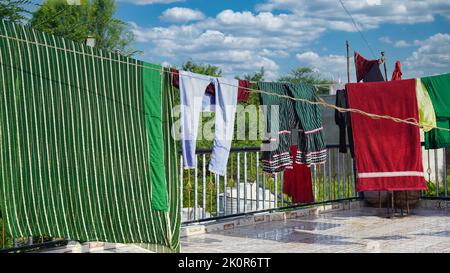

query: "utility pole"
xmin=346 ymin=40 xmax=350 ymax=83
xmin=381 ymin=51 xmax=388 ymax=81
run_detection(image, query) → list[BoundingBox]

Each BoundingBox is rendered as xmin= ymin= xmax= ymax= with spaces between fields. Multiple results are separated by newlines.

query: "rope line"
xmin=0 ymin=33 xmax=449 ymax=133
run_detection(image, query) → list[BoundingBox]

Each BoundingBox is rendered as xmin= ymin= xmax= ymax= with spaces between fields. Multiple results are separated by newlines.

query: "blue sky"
xmin=31 ymin=0 xmax=450 ymax=81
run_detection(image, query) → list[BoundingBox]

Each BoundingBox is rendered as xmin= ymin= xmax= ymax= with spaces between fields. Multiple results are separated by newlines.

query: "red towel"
xmin=346 ymin=79 xmax=426 ymax=192
xmin=391 ymin=61 xmax=402 ymax=81
xmin=283 ymin=145 xmax=314 ymax=203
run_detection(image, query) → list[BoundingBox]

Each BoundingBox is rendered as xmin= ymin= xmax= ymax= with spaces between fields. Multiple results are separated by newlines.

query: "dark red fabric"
xmin=346 ymin=79 xmax=426 ymax=192
xmin=237 ymin=80 xmax=251 ymax=102
xmin=171 ymin=68 xmax=250 ymax=103
xmin=391 ymin=61 xmax=402 ymax=81
xmin=171 ymin=68 xmax=180 ymax=88
xmin=354 ymin=51 xmax=380 ymax=82
xmin=283 ymin=145 xmax=314 ymax=203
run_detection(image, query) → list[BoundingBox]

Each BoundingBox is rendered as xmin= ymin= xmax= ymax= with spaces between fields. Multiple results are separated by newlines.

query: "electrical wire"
xmin=337 ymin=0 xmax=377 ymax=58
xmin=1 ymin=32 xmax=449 ymax=133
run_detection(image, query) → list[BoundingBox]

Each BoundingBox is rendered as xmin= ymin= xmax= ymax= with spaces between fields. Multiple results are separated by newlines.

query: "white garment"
xmin=329 ymin=84 xmax=345 ymax=95
xmin=179 ymin=71 xmax=239 ymax=176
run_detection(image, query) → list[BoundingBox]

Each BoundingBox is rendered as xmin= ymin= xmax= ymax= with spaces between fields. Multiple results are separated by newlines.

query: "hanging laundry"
xmin=421 ymin=73 xmax=450 ymax=149
xmin=338 ymin=53 xmax=385 ymax=157
xmin=292 ymin=85 xmax=327 ymax=166
xmin=346 ymin=79 xmax=426 ymax=192
xmin=259 ymin=82 xmax=326 ymax=173
xmin=0 ymin=21 xmax=180 ymax=250
xmin=179 ymin=71 xmax=238 ymax=176
xmin=391 ymin=61 xmax=402 ymax=81
xmin=335 ymin=89 xmax=355 ymax=157
xmin=283 ymin=145 xmax=314 ymax=204
xmin=171 ymin=68 xmax=251 ymax=103
xmin=328 ymin=83 xmax=345 ymax=95
xmin=237 ymin=79 xmax=251 ymax=102
xmin=416 ymin=78 xmax=437 ymax=133
xmin=144 ymin=62 xmax=168 ymax=211
xmin=354 ymin=51 xmax=384 ymax=82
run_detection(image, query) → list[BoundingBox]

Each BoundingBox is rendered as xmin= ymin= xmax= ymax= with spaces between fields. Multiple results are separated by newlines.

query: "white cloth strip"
xmin=358 ymin=171 xmax=424 ymax=178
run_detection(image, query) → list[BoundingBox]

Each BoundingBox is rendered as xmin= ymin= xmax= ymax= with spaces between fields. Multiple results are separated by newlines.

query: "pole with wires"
xmin=381 ymin=51 xmax=388 ymax=81
xmin=346 ymin=40 xmax=351 ymax=83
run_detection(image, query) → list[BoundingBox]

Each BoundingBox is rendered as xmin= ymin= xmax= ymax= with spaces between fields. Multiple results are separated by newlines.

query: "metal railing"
xmin=1 ymin=145 xmax=448 ymax=251
xmin=421 ymin=146 xmax=449 ymax=199
xmin=0 ymin=234 xmax=67 ymax=253
xmin=180 ymin=145 xmax=360 ymax=224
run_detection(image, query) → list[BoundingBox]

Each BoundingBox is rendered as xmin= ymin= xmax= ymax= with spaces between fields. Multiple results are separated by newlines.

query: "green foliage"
xmin=182 ymin=60 xmax=222 ymax=77
xmin=30 ymin=0 xmax=138 ymax=56
xmin=30 ymin=0 xmax=90 ymax=43
xmin=423 ymin=179 xmax=450 ymax=198
xmin=233 ymin=68 xmax=265 ymax=148
xmin=278 ymin=67 xmax=335 ymax=95
xmin=88 ymin=0 xmax=139 ymax=55
xmin=235 ymin=67 xmax=265 ymax=82
xmin=0 ymin=0 xmax=32 ymax=22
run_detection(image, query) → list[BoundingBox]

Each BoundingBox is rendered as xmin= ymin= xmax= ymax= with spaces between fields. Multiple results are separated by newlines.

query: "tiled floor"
xmin=181 ymin=208 xmax=450 ymax=253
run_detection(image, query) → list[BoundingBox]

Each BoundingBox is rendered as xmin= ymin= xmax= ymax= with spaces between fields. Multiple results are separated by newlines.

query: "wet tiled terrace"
xmin=181 ymin=207 xmax=450 ymax=253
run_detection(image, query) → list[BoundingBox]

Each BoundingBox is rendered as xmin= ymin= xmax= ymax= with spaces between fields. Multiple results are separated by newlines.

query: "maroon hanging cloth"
xmin=346 ymin=79 xmax=426 ymax=192
xmin=237 ymin=80 xmax=251 ymax=102
xmin=283 ymin=145 xmax=314 ymax=203
xmin=391 ymin=61 xmax=402 ymax=81
xmin=354 ymin=51 xmax=382 ymax=82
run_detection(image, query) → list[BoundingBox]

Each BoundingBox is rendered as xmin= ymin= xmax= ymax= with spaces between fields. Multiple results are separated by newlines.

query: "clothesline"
xmin=1 ymin=33 xmax=449 ymax=133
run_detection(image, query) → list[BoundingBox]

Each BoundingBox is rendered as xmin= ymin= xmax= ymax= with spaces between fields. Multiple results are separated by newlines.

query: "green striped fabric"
xmin=0 ymin=21 xmax=180 ymax=251
xmin=259 ymin=82 xmax=326 ymax=173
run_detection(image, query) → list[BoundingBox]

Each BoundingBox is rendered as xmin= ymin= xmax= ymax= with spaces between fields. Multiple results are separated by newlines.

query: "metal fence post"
xmin=444 ymin=148 xmax=448 ymax=198
xmin=202 ymin=154 xmax=206 ymax=219
xmin=256 ymin=152 xmax=260 ymax=210
xmin=194 ymin=155 xmax=198 ymax=220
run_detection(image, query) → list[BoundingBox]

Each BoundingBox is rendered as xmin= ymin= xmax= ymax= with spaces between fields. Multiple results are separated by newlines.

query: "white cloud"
xmin=394 ymin=40 xmax=411 ymax=48
xmin=118 ymin=0 xmax=184 ymax=5
xmin=160 ymin=7 xmax=205 ymax=22
xmin=404 ymin=33 xmax=450 ymax=77
xmin=131 ymin=9 xmax=329 ymax=79
xmin=379 ymin=36 xmax=392 ymax=44
xmin=295 ymin=51 xmax=354 ymax=82
xmin=257 ymin=0 xmax=450 ymax=31
xmin=129 ymin=1 xmax=450 ymax=81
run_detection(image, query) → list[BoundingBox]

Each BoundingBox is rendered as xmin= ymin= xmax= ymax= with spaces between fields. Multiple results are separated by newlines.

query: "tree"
xmin=30 ymin=0 xmax=138 ymax=56
xmin=278 ymin=67 xmax=335 ymax=95
xmin=236 ymin=67 xmax=265 ymax=82
xmin=182 ymin=60 xmax=222 ymax=77
xmin=88 ymin=0 xmax=138 ymax=55
xmin=0 ymin=0 xmax=32 ymax=22
xmin=30 ymin=0 xmax=90 ymax=43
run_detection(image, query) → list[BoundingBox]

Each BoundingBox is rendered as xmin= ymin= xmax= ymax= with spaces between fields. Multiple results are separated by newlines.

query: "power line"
xmin=337 ymin=0 xmax=377 ymax=58
xmin=0 ymin=32 xmax=448 ymax=133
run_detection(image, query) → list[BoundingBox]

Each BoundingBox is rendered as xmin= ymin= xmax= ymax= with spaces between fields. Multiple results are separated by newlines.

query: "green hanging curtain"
xmin=143 ymin=62 xmax=168 ymax=211
xmin=0 ymin=21 xmax=180 ymax=251
xmin=422 ymin=73 xmax=450 ymax=149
